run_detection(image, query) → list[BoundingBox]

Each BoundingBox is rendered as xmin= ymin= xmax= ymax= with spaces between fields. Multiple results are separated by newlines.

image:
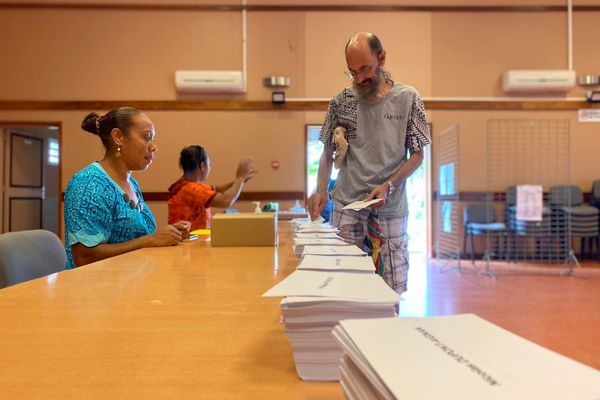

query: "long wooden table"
xmin=0 ymin=224 xmax=341 ymax=399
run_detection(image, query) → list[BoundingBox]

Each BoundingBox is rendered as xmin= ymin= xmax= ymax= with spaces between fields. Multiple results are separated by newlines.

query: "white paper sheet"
xmin=302 ymin=245 xmax=366 ymax=256
xmin=298 ymin=255 xmax=375 ymax=273
xmin=342 ymin=198 xmax=384 ymax=211
xmin=334 ymin=314 xmax=600 ymax=400
xmin=262 ymin=270 xmax=399 ymax=302
xmin=293 ymin=238 xmax=348 ymax=246
xmin=294 ymin=232 xmax=341 ymax=239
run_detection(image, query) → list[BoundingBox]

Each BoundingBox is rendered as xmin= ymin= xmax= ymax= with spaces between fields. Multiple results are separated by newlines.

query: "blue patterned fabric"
xmin=63 ymin=163 xmax=156 ymax=269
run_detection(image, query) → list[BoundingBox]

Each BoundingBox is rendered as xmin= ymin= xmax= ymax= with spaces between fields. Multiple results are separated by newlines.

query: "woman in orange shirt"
xmin=168 ymin=145 xmax=256 ymax=230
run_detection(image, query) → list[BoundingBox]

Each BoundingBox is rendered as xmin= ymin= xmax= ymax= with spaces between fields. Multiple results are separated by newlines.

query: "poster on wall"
xmin=578 ymin=109 xmax=600 ymax=123
xmin=516 ymin=185 xmax=543 ymax=221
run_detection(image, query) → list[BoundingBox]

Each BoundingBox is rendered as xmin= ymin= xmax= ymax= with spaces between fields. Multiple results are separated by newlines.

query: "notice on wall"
xmin=516 ymin=185 xmax=543 ymax=221
xmin=578 ymin=109 xmax=600 ymax=123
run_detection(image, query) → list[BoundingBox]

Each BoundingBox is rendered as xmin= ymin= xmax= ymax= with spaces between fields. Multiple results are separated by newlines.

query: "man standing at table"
xmin=307 ymin=32 xmax=431 ymax=294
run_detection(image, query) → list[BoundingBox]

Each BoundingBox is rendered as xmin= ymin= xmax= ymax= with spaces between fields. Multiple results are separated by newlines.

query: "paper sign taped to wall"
xmin=516 ymin=185 xmax=543 ymax=221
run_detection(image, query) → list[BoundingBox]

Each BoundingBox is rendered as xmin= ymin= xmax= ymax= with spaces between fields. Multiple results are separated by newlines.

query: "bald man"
xmin=307 ymin=32 xmax=431 ymax=294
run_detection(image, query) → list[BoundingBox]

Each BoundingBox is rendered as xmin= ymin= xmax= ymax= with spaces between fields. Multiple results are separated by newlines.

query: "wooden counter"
xmin=0 ymin=225 xmax=341 ymax=399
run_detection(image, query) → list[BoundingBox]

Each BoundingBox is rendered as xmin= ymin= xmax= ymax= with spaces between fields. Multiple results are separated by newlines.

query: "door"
xmin=2 ymin=130 xmax=44 ymax=232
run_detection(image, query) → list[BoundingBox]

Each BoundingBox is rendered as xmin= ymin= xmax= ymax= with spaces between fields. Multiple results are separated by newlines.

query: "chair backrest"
xmin=505 ymin=186 xmax=517 ymax=206
xmin=549 ymin=185 xmax=583 ymax=206
xmin=463 ymin=203 xmax=497 ymax=225
xmin=0 ymin=230 xmax=67 ymax=288
xmin=591 ymin=180 xmax=600 ymax=208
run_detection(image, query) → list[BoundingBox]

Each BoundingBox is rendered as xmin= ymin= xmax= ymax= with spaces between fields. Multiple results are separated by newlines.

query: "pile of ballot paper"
xmin=264 ymin=270 xmax=399 ymax=381
xmin=291 ymin=218 xmax=365 ymax=258
xmin=332 ymin=314 xmax=600 ymax=400
xmin=292 ymin=236 xmax=350 ymax=257
xmin=264 ymin=218 xmax=399 ymax=381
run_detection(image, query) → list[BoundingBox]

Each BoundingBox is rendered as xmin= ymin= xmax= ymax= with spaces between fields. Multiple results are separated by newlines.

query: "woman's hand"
xmin=173 ymin=220 xmax=191 ymax=239
xmin=146 ymin=225 xmax=183 ymax=247
xmin=236 ymin=157 xmax=257 ymax=182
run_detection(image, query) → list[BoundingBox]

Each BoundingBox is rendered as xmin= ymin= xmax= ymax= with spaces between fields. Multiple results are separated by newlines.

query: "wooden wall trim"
xmin=1 ymin=100 xmax=599 ymax=111
xmin=1 ymin=3 xmax=600 ymax=13
xmin=143 ymin=191 xmax=305 ymax=202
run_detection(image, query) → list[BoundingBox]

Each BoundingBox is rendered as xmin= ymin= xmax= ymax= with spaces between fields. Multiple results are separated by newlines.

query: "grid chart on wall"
xmin=435 ymin=125 xmax=461 ymax=269
xmin=480 ymin=119 xmax=582 ymax=277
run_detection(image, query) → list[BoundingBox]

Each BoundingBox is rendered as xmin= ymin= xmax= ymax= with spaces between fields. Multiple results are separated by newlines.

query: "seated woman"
xmin=168 ymin=145 xmax=256 ymax=230
xmin=64 ymin=107 xmax=190 ymax=269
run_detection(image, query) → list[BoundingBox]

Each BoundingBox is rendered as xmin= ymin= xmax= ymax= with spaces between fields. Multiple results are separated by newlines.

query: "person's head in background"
xmin=180 ymin=145 xmax=210 ymax=182
xmin=345 ymin=32 xmax=391 ymax=99
xmin=81 ymin=107 xmax=158 ymax=171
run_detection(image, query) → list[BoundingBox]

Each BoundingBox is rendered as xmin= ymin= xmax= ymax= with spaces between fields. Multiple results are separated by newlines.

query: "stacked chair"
xmin=504 ymin=186 xmax=553 ymax=261
xmin=588 ymin=179 xmax=600 ymax=259
xmin=549 ymin=185 xmax=599 ymax=261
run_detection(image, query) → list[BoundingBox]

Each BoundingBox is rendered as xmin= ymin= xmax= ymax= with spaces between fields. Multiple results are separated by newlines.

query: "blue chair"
xmin=463 ymin=203 xmax=506 ymax=263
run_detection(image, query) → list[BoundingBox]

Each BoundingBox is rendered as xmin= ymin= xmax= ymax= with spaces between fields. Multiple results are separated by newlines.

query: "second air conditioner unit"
xmin=502 ymin=70 xmax=576 ymax=94
xmin=175 ymin=70 xmax=245 ymax=93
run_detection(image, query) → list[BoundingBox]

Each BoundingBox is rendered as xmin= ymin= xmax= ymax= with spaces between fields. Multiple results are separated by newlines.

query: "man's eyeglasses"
xmin=344 ymin=60 xmax=380 ymax=80
xmin=344 ymin=65 xmax=372 ymax=80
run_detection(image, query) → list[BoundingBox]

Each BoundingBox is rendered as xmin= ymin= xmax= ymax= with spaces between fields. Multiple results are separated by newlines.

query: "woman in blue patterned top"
xmin=64 ymin=107 xmax=190 ymax=269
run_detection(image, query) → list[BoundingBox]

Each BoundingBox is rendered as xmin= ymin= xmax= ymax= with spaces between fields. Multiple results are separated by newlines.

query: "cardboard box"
xmin=211 ymin=213 xmax=278 ymax=247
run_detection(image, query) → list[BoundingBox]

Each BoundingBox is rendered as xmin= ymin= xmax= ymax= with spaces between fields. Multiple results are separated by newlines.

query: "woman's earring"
xmin=116 ymin=146 xmax=122 ymax=158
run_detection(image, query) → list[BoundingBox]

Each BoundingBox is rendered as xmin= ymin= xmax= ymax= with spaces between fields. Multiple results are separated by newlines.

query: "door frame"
xmin=0 ymin=121 xmax=63 ymax=235
xmin=304 ymin=123 xmax=433 ymax=257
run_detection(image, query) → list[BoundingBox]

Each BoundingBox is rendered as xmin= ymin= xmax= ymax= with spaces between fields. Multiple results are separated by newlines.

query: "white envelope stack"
xmin=292 ymin=237 xmax=349 ymax=257
xmin=264 ymin=269 xmax=399 ymax=381
xmin=333 ymin=315 xmax=600 ymax=400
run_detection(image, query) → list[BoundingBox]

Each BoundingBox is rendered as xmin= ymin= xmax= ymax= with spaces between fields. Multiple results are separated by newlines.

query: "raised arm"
xmin=210 ymin=157 xmax=256 ymax=208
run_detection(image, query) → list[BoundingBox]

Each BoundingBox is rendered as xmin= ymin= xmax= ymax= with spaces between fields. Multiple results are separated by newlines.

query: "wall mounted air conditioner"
xmin=502 ymin=70 xmax=576 ymax=93
xmin=175 ymin=70 xmax=245 ymax=93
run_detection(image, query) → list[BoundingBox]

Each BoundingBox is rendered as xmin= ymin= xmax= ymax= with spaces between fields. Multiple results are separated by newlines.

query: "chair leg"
xmin=470 ymin=233 xmax=475 ymax=264
xmin=463 ymin=229 xmax=467 ymax=260
xmin=496 ymin=236 xmax=500 ymax=259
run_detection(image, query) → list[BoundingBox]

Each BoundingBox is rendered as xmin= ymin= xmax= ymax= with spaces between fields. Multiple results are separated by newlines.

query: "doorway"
xmin=406 ymin=145 xmax=431 ymax=256
xmin=1 ymin=124 xmax=61 ymax=235
xmin=304 ymin=124 xmax=432 ymax=255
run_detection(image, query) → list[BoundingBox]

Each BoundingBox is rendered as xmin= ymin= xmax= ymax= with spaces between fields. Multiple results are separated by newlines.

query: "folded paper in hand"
xmin=342 ymin=198 xmax=384 ymax=211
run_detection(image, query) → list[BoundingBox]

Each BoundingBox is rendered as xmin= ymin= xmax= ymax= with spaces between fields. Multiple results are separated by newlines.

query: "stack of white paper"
xmin=291 ymin=218 xmax=341 ymax=235
xmin=292 ymin=237 xmax=349 ymax=257
xmin=333 ymin=314 xmax=600 ymax=400
xmin=294 ymin=231 xmax=341 ymax=239
xmin=291 ymin=217 xmax=312 ymax=229
xmin=298 ymin=254 xmax=375 ymax=273
xmin=263 ymin=270 xmax=399 ymax=381
xmin=302 ymin=245 xmax=366 ymax=257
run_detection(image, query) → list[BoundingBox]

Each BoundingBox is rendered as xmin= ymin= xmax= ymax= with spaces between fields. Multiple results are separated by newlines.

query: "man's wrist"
xmin=386 ymin=180 xmax=395 ymax=195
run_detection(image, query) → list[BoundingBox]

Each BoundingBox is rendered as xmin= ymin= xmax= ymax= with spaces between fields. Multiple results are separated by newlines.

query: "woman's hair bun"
xmin=81 ymin=112 xmax=101 ymax=135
